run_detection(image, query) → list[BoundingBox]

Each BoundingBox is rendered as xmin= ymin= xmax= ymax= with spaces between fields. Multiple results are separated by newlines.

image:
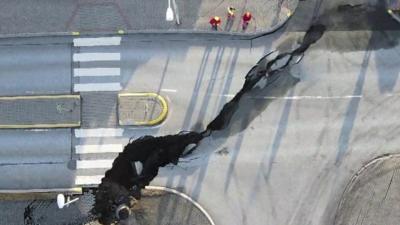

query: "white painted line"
xmin=74 ymin=128 xmax=124 ymax=138
xmin=74 ymin=83 xmax=122 ymax=92
xmin=74 ymin=68 xmax=120 ymax=77
xmin=76 ymin=160 xmax=113 ymax=169
xmin=75 ymin=144 xmax=123 ymax=154
xmin=223 ymin=94 xmax=235 ymax=98
xmin=73 ymin=53 xmax=121 ymax=62
xmin=257 ymin=95 xmax=363 ymax=100
xmin=24 ymin=129 xmax=50 ymax=132
xmin=161 ymin=89 xmax=178 ymax=93
xmin=223 ymin=94 xmax=363 ymax=100
xmin=75 ymin=175 xmax=103 ymax=185
xmin=73 ymin=37 xmax=121 ymax=47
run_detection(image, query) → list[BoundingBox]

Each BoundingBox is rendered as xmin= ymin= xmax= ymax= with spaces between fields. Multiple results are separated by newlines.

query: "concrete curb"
xmin=0 ymin=1 xmax=298 ymax=40
xmin=334 ymin=154 xmax=400 ymax=224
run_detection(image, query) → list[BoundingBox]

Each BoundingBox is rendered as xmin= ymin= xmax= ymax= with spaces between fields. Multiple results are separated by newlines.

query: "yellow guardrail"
xmin=0 ymin=95 xmax=81 ymax=129
xmin=118 ymin=93 xmax=168 ymax=126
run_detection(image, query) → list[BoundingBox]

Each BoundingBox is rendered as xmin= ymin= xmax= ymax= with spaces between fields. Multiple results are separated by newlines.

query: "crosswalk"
xmin=74 ymin=128 xmax=125 ymax=186
xmin=72 ymin=36 xmax=122 ymax=92
xmin=72 ymin=37 xmax=124 ymax=186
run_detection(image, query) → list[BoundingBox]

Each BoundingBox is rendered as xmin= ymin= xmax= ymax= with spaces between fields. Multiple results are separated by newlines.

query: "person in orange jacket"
xmin=210 ymin=16 xmax=222 ymax=30
xmin=242 ymin=11 xmax=252 ymax=30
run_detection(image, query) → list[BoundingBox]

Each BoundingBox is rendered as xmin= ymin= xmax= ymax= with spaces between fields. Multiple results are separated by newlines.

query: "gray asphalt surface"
xmin=0 ymin=44 xmax=71 ymax=95
xmin=0 ymin=129 xmax=75 ymax=189
xmin=0 ymin=0 xmax=297 ymax=36
xmin=0 ymin=0 xmax=400 ymax=224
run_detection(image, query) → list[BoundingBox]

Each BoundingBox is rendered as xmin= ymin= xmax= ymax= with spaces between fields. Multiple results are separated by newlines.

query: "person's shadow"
xmin=224 ymin=17 xmax=235 ymax=31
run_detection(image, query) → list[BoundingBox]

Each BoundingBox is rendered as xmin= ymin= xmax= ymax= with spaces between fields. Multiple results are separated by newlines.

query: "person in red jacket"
xmin=242 ymin=11 xmax=252 ymax=30
xmin=210 ymin=16 xmax=221 ymax=30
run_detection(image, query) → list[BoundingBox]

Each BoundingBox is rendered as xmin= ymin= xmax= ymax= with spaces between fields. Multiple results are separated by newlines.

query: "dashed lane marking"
xmin=161 ymin=89 xmax=178 ymax=93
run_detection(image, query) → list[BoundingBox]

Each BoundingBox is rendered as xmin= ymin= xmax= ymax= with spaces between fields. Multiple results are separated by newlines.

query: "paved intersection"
xmin=0 ymin=0 xmax=400 ymax=224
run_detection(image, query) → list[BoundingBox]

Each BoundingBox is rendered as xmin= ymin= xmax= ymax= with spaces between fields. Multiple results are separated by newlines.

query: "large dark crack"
xmin=93 ymin=24 xmax=326 ymax=225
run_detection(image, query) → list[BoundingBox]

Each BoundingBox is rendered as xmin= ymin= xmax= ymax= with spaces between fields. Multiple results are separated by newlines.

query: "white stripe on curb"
xmin=75 ymin=144 xmax=124 ymax=154
xmin=74 ymin=68 xmax=120 ymax=77
xmin=74 ymin=83 xmax=122 ymax=92
xmin=74 ymin=128 xmax=124 ymax=138
xmin=76 ymin=160 xmax=113 ymax=169
xmin=73 ymin=53 xmax=121 ymax=62
xmin=73 ymin=37 xmax=121 ymax=47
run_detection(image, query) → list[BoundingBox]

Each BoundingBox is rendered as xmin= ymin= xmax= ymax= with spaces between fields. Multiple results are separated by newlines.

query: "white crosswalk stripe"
xmin=74 ymin=82 xmax=122 ymax=92
xmin=75 ymin=144 xmax=123 ymax=154
xmin=73 ymin=37 xmax=121 ymax=47
xmin=74 ymin=128 xmax=124 ymax=138
xmin=74 ymin=68 xmax=120 ymax=77
xmin=76 ymin=160 xmax=114 ymax=169
xmin=75 ymin=175 xmax=104 ymax=186
xmin=73 ymin=53 xmax=121 ymax=62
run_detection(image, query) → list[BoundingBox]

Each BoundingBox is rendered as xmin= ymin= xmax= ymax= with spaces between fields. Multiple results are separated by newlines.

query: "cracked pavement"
xmin=1 ymin=0 xmax=400 ymax=225
xmin=93 ymin=24 xmax=326 ymax=224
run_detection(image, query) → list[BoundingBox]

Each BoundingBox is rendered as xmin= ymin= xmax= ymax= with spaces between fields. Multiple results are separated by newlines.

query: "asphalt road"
xmin=1 ymin=0 xmax=400 ymax=225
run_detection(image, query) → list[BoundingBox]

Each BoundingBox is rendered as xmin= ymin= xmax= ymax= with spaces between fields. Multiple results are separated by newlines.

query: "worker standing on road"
xmin=227 ymin=7 xmax=236 ymax=20
xmin=210 ymin=16 xmax=221 ymax=30
xmin=242 ymin=11 xmax=252 ymax=30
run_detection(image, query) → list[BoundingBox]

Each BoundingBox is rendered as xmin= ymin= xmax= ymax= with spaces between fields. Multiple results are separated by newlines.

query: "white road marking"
xmin=73 ymin=37 xmax=121 ymax=47
xmin=223 ymin=94 xmax=363 ymax=100
xmin=74 ymin=128 xmax=124 ymax=138
xmin=23 ymin=129 xmax=50 ymax=132
xmin=75 ymin=144 xmax=124 ymax=154
xmin=76 ymin=160 xmax=113 ymax=169
xmin=74 ymin=68 xmax=120 ymax=77
xmin=75 ymin=175 xmax=103 ymax=185
xmin=73 ymin=53 xmax=121 ymax=62
xmin=260 ymin=95 xmax=363 ymax=100
xmin=74 ymin=83 xmax=122 ymax=92
xmin=222 ymin=94 xmax=235 ymax=97
xmin=161 ymin=89 xmax=178 ymax=93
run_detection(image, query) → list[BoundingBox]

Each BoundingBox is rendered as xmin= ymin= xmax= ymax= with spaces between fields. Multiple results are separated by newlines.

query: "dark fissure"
xmin=93 ymin=24 xmax=326 ymax=225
